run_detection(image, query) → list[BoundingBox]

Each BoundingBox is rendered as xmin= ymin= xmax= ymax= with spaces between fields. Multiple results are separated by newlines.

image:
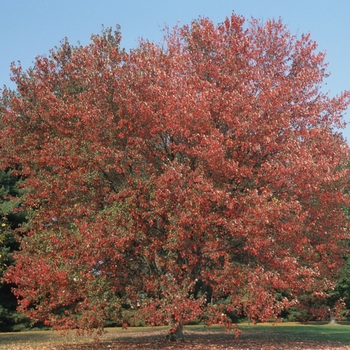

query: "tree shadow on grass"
xmin=66 ymin=329 xmax=349 ymax=350
xmin=2 ymin=327 xmax=350 ymax=349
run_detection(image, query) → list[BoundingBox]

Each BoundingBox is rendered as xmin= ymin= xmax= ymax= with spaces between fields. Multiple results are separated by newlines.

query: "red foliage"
xmin=1 ymin=14 xmax=350 ymax=335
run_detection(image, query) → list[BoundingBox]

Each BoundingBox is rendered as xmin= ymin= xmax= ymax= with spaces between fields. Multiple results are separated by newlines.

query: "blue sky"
xmin=1 ymin=0 xmax=350 ymax=140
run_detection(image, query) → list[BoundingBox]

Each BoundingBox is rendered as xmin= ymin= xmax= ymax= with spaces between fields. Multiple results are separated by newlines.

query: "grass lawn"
xmin=1 ymin=322 xmax=350 ymax=349
xmin=238 ymin=322 xmax=350 ymax=343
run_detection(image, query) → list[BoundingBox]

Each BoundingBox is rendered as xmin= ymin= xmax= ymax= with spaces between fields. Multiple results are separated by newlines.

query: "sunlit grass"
xmin=236 ymin=322 xmax=350 ymax=344
xmin=0 ymin=330 xmax=88 ymax=349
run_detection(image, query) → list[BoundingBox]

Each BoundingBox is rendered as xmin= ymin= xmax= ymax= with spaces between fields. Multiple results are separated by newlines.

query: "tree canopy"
xmin=1 ymin=14 xmax=350 ymax=339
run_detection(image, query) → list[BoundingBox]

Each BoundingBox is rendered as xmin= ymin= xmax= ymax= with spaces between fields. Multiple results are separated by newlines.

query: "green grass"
xmin=184 ymin=322 xmax=350 ymax=344
xmin=0 ymin=326 xmax=168 ymax=349
xmin=240 ymin=322 xmax=350 ymax=344
xmin=0 ymin=330 xmax=87 ymax=349
xmin=1 ymin=323 xmax=350 ymax=349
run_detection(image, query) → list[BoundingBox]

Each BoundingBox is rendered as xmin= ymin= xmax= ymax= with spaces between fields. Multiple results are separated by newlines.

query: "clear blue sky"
xmin=1 ymin=0 xmax=350 ymax=140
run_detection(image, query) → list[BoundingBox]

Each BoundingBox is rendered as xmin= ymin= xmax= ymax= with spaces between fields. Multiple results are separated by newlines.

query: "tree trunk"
xmin=166 ymin=317 xmax=184 ymax=341
xmin=329 ymin=311 xmax=337 ymax=324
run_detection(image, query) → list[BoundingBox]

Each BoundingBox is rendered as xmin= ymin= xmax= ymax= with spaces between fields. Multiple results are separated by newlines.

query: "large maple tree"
xmin=1 ymin=14 xmax=350 ymax=339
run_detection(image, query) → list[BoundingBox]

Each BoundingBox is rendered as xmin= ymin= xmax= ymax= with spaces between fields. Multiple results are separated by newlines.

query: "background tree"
xmin=0 ymin=169 xmax=28 ymax=331
xmin=1 ymin=15 xmax=350 ymax=340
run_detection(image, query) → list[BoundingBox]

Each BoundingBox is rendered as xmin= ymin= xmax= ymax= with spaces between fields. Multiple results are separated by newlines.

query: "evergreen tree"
xmin=0 ymin=170 xmax=28 ymax=331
